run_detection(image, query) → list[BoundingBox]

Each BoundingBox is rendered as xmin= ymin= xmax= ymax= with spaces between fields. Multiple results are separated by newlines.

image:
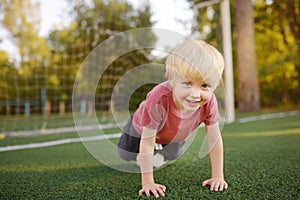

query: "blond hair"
xmin=166 ymin=39 xmax=224 ymax=90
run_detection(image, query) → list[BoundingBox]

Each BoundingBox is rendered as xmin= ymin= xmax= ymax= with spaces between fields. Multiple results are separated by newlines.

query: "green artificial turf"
xmin=0 ymin=112 xmax=114 ymax=132
xmin=0 ymin=113 xmax=300 ymax=199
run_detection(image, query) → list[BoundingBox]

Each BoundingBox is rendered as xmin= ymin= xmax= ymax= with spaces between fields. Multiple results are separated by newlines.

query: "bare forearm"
xmin=203 ymin=124 xmax=228 ymax=191
xmin=139 ymin=142 xmax=154 ymax=185
xmin=139 ymin=127 xmax=156 ymax=185
xmin=138 ymin=139 xmax=167 ymax=198
xmin=209 ymin=136 xmax=224 ymax=178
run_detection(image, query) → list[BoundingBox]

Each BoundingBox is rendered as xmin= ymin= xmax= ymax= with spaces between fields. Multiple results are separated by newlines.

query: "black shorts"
xmin=118 ymin=116 xmax=185 ymax=161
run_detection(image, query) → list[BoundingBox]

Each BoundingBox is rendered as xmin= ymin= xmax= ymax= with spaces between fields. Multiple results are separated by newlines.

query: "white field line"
xmin=0 ymin=111 xmax=299 ymax=152
xmin=237 ymin=111 xmax=300 ymax=123
xmin=3 ymin=122 xmax=126 ymax=137
xmin=0 ymin=133 xmax=121 ymax=152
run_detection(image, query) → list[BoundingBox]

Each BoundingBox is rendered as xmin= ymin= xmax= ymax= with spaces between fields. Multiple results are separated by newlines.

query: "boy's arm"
xmin=138 ymin=126 xmax=166 ymax=198
xmin=202 ymin=122 xmax=228 ymax=191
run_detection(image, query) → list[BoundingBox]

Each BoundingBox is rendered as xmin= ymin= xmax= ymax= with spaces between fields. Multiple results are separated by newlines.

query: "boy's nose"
xmin=191 ymin=87 xmax=202 ymax=98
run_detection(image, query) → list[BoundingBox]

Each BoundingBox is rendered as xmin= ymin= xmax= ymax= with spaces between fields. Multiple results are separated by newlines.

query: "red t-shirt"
xmin=132 ymin=81 xmax=220 ymax=144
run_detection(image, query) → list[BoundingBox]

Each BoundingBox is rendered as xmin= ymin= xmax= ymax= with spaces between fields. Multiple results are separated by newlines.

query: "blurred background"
xmin=0 ymin=0 xmax=299 ymax=133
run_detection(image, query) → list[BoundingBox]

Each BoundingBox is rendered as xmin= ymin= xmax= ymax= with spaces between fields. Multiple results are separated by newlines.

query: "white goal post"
xmin=193 ymin=0 xmax=235 ymax=123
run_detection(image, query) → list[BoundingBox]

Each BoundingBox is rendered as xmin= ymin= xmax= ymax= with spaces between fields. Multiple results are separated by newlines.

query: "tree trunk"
xmin=296 ymin=65 xmax=300 ymax=104
xmin=236 ymin=0 xmax=260 ymax=112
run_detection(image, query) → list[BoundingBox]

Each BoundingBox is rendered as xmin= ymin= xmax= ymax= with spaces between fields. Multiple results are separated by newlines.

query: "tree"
xmin=187 ymin=0 xmax=223 ymax=49
xmin=1 ymin=0 xmax=50 ymax=106
xmin=1 ymin=0 xmax=50 ymax=68
xmin=47 ymin=0 xmax=155 ymax=112
xmin=0 ymin=50 xmax=17 ymax=101
xmin=236 ymin=0 xmax=260 ymax=112
xmin=253 ymin=0 xmax=298 ymax=106
xmin=272 ymin=0 xmax=300 ymax=104
xmin=180 ymin=0 xmax=299 ymax=109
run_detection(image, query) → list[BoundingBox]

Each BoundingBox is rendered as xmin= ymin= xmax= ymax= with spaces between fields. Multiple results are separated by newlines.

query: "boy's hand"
xmin=139 ymin=182 xmax=166 ymax=198
xmin=202 ymin=177 xmax=228 ymax=191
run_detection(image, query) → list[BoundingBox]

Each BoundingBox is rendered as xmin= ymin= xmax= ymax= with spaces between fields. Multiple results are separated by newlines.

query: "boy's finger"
xmin=138 ymin=189 xmax=144 ymax=196
xmin=140 ymin=189 xmax=150 ymax=197
xmin=156 ymin=187 xmax=165 ymax=197
xmin=214 ymin=183 xmax=220 ymax=191
xmin=150 ymin=189 xmax=159 ymax=198
xmin=145 ymin=190 xmax=151 ymax=197
xmin=210 ymin=181 xmax=216 ymax=190
xmin=159 ymin=185 xmax=166 ymax=192
xmin=219 ymin=183 xmax=224 ymax=191
xmin=202 ymin=180 xmax=209 ymax=186
xmin=225 ymin=182 xmax=228 ymax=189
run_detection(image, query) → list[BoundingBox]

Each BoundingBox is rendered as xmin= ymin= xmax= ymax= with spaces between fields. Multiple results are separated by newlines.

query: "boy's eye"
xmin=201 ymin=83 xmax=210 ymax=89
xmin=183 ymin=82 xmax=192 ymax=87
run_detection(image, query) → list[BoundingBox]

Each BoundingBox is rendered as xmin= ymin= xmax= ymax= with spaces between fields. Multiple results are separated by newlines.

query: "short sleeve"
xmin=138 ymin=99 xmax=166 ymax=130
xmin=203 ymin=94 xmax=221 ymax=126
xmin=132 ymin=83 xmax=169 ymax=133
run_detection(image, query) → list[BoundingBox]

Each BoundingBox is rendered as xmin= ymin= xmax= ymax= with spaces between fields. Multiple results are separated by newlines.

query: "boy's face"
xmin=170 ymin=74 xmax=213 ymax=111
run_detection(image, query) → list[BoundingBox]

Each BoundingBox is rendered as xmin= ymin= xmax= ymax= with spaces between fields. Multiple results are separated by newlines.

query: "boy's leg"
xmin=156 ymin=142 xmax=185 ymax=161
xmin=118 ymin=117 xmax=141 ymax=161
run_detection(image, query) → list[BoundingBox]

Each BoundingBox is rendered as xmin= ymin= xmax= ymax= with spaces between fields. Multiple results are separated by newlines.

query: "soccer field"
xmin=0 ymin=112 xmax=300 ymax=199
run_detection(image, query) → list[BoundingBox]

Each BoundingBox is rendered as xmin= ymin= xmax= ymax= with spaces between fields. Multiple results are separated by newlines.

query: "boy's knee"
xmin=118 ymin=147 xmax=137 ymax=161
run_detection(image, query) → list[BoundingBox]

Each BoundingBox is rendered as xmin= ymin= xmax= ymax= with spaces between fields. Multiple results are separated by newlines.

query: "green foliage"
xmin=47 ymin=0 xmax=155 ymax=112
xmin=189 ymin=0 xmax=300 ymax=108
xmin=0 ymin=51 xmax=17 ymax=100
xmin=0 ymin=0 xmax=50 ymax=115
xmin=254 ymin=0 xmax=300 ymax=106
xmin=0 ymin=0 xmax=154 ymax=114
xmin=1 ymin=0 xmax=300 ymax=116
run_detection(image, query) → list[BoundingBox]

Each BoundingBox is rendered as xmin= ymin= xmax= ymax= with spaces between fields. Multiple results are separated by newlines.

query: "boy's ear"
xmin=166 ymin=72 xmax=171 ymax=80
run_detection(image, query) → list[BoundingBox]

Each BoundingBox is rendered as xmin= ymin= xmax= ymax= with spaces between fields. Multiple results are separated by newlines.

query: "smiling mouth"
xmin=186 ymin=99 xmax=200 ymax=106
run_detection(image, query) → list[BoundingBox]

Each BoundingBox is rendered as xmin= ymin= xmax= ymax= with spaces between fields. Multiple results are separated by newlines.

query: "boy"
xmin=118 ymin=39 xmax=228 ymax=197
